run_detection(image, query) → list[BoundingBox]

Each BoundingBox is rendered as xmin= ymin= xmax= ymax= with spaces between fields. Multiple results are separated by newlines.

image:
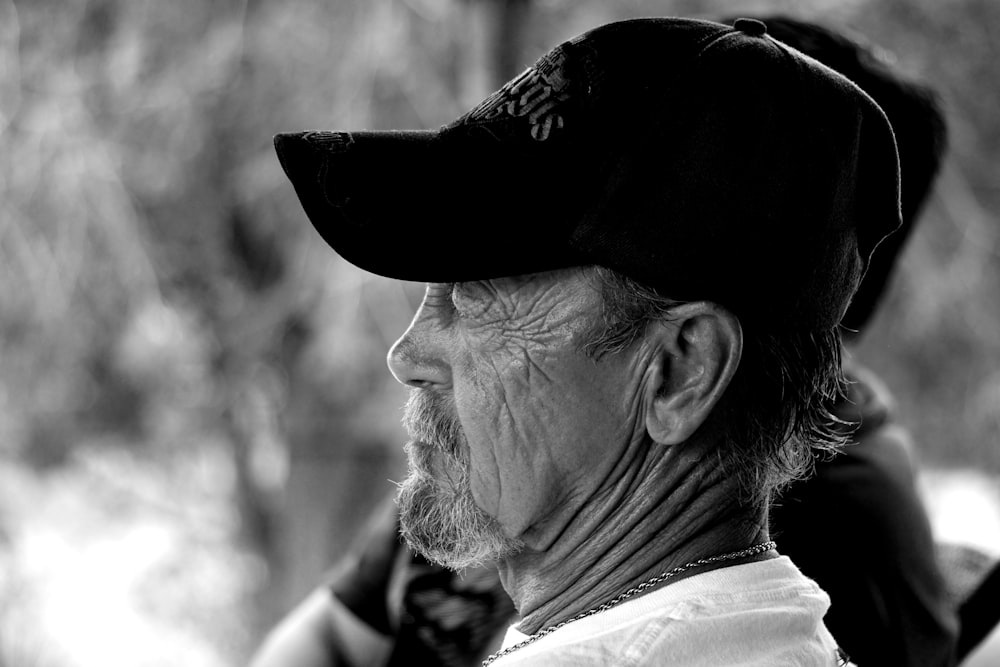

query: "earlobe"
xmin=643 ymin=304 xmax=742 ymax=446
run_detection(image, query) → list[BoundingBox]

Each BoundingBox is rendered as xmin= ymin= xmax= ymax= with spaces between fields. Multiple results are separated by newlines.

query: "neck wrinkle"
xmin=500 ymin=439 xmax=768 ymax=636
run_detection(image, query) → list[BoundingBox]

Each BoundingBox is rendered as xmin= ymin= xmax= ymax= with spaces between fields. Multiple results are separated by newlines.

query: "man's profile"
xmin=272 ymin=16 xmax=901 ymax=666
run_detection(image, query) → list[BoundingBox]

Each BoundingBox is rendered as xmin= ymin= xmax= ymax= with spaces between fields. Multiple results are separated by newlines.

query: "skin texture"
xmin=392 ymin=270 xmax=640 ymax=538
xmin=387 ymin=267 xmax=772 ymax=634
xmin=396 ymin=388 xmax=524 ymax=568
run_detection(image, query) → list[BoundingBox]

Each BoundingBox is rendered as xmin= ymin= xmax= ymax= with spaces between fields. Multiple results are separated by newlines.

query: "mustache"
xmin=402 ymin=390 xmax=465 ymax=454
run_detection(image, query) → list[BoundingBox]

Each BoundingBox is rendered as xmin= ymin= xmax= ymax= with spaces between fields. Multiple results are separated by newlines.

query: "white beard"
xmin=396 ymin=391 xmax=523 ymax=570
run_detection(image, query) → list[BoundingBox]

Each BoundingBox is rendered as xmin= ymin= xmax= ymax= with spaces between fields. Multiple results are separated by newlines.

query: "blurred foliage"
xmin=0 ymin=0 xmax=998 ymax=664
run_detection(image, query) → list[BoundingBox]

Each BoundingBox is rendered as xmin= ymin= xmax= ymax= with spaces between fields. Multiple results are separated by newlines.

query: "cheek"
xmin=452 ymin=366 xmax=541 ymax=524
xmin=452 ymin=350 xmax=637 ymax=536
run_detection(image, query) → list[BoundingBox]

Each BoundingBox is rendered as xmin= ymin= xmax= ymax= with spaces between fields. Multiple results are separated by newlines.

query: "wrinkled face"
xmin=388 ymin=268 xmax=647 ymax=568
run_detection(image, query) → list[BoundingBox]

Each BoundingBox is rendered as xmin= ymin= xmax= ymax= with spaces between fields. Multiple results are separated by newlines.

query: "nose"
xmin=387 ymin=305 xmax=452 ymax=389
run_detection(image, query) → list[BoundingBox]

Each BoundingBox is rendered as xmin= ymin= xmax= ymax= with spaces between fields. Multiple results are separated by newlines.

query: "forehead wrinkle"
xmin=510 ymin=277 xmax=598 ymax=343
xmin=461 ymin=284 xmax=577 ymax=356
xmin=486 ymin=271 xmax=572 ymax=308
xmin=487 ymin=278 xmax=545 ymax=324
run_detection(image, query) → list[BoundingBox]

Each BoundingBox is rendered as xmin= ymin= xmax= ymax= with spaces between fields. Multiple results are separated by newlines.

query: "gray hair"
xmin=585 ymin=266 xmax=849 ymax=504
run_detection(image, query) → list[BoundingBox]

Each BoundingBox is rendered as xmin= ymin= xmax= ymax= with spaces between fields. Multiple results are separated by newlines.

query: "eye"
xmin=431 ymin=281 xmax=488 ymax=320
xmin=450 ymin=282 xmax=483 ymax=317
xmin=450 ymin=282 xmax=482 ymax=319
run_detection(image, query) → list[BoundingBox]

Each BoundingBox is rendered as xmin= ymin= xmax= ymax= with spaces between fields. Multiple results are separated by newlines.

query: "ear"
xmin=643 ymin=302 xmax=743 ymax=446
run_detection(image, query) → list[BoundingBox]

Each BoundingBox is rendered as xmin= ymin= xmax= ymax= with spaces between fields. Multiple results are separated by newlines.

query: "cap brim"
xmin=274 ymin=129 xmax=590 ymax=283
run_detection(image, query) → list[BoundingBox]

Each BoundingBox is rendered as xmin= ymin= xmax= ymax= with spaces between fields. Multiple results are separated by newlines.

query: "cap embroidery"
xmin=300 ymin=132 xmax=354 ymax=207
xmin=462 ymin=45 xmax=571 ymax=141
xmin=303 ymin=131 xmax=354 ymax=153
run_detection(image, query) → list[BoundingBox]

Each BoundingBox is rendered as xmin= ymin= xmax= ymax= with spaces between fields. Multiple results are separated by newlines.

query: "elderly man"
xmin=274 ymin=16 xmax=900 ymax=666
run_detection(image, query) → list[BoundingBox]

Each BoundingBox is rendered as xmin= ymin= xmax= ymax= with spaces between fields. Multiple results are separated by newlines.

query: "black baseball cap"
xmin=274 ymin=17 xmax=902 ymax=330
xmin=746 ymin=15 xmax=946 ymax=335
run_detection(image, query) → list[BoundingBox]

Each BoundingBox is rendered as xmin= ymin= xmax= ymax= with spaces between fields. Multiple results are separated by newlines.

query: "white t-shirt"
xmin=492 ymin=556 xmax=845 ymax=666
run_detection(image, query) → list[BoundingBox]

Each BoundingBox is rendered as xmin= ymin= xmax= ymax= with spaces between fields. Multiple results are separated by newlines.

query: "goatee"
xmin=396 ymin=390 xmax=523 ymax=569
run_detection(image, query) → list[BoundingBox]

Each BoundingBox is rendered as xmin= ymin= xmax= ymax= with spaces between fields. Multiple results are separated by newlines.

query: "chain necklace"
xmin=482 ymin=540 xmax=777 ymax=666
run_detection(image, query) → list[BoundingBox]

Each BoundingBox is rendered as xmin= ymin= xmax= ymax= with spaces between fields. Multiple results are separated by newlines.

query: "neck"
xmin=498 ymin=436 xmax=770 ymax=635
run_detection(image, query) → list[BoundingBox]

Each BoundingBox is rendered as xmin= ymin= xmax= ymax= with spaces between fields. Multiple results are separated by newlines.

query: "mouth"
xmin=405 ymin=438 xmax=465 ymax=486
xmin=405 ymin=438 xmax=439 ymax=469
xmin=406 ymin=438 xmax=437 ymax=452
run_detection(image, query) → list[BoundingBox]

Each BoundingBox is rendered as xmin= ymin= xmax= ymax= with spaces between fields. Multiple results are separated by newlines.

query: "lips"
xmin=405 ymin=437 xmax=431 ymax=459
xmin=406 ymin=438 xmax=466 ymax=488
xmin=406 ymin=439 xmax=443 ymax=472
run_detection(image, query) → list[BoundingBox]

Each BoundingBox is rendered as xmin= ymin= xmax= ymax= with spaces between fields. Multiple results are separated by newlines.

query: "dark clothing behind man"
xmin=772 ymin=365 xmax=957 ymax=666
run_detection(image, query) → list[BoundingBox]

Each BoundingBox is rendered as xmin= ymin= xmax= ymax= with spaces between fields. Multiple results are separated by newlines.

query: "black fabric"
xmin=272 ymin=128 xmax=593 ymax=289
xmin=387 ymin=556 xmax=515 ymax=667
xmin=274 ymin=16 xmax=902 ymax=331
xmin=328 ymin=499 xmax=516 ymax=667
xmin=746 ymin=15 xmax=948 ymax=334
xmin=771 ymin=367 xmax=958 ymax=667
xmin=329 ymin=497 xmax=405 ymax=635
xmin=956 ymin=561 xmax=1000 ymax=661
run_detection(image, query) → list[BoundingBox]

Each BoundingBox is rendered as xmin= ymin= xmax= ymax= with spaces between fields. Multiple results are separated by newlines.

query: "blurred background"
xmin=0 ymin=0 xmax=998 ymax=665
